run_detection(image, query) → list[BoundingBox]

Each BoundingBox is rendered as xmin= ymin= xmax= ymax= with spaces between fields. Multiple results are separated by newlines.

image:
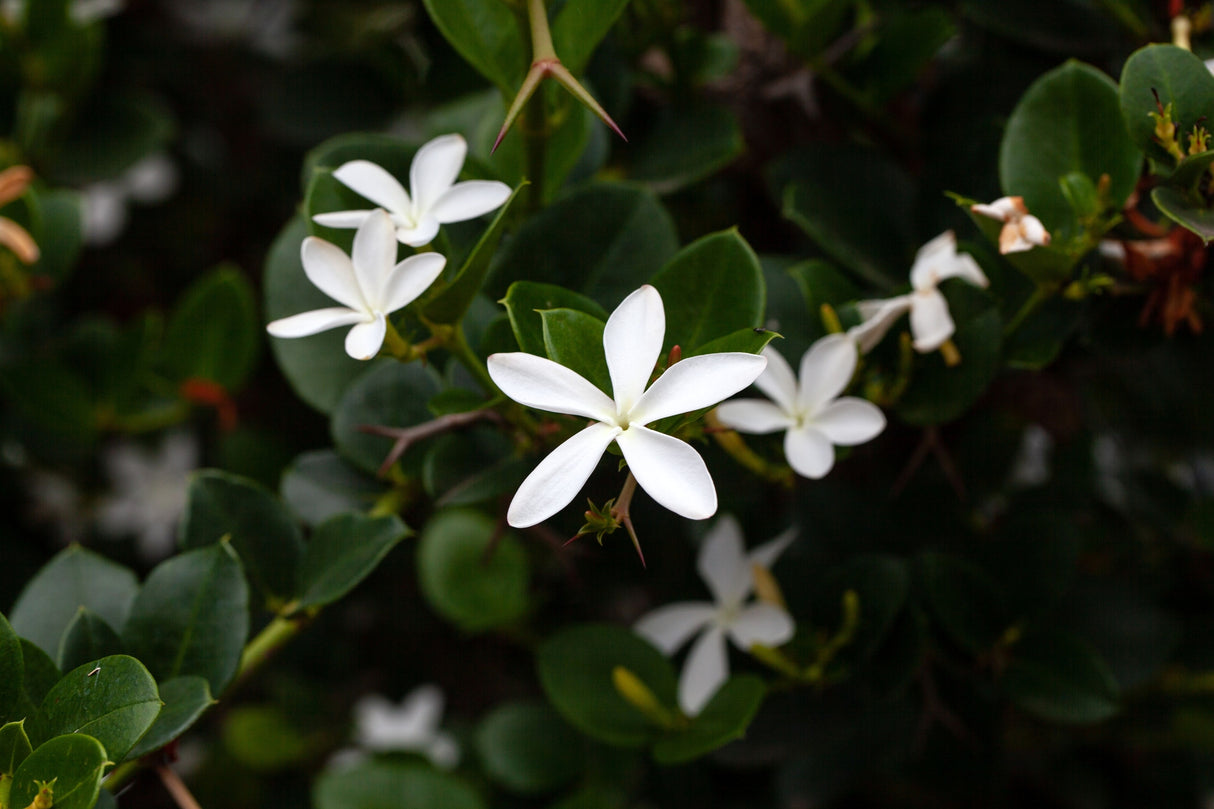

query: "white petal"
xmin=634 ymin=603 xmax=717 ymax=654
xmin=936 ymin=251 xmax=988 ymax=288
xmin=970 ymin=196 xmax=1020 ymax=221
xmin=345 ymin=314 xmax=387 ymax=360
xmin=430 ymin=180 xmax=512 ymax=224
xmin=678 ymin=625 xmax=728 ymax=716
xmin=427 ymin=733 xmax=460 ymax=769
xmin=396 ymin=216 xmax=441 ymax=248
xmin=380 ymin=253 xmax=446 ymax=314
xmin=396 ymin=684 xmax=444 ymax=736
xmin=604 ymin=285 xmax=665 ymax=413
xmin=312 ymin=210 xmax=374 ymax=229
xmin=487 ymin=353 xmax=617 ymax=422
xmin=713 ymin=399 xmax=794 ymax=434
xmin=351 ymin=210 xmax=398 ymax=303
xmin=301 ymin=237 xmax=369 ymax=312
xmin=796 ymin=334 xmax=857 ymax=417
xmin=749 ymin=528 xmax=795 ymax=571
xmin=847 ymin=296 xmax=911 ymax=354
xmin=410 ymin=134 xmax=466 ymax=217
xmin=752 ymin=345 xmax=797 ymax=413
xmin=697 ymin=514 xmax=752 ymax=607
xmin=615 ymin=425 xmax=716 ymax=520
xmin=1021 ymin=215 xmax=1049 ymax=246
xmin=506 ymin=422 xmax=620 ymax=528
xmin=727 ymin=603 xmax=795 ymax=649
xmin=784 ymin=425 xmax=835 ymax=479
xmin=909 ymin=231 xmax=961 ymax=290
xmin=630 ymin=353 xmax=767 ymax=426
xmin=266 ymin=307 xmax=365 ymax=338
xmin=332 ymin=160 xmax=412 ymax=216
xmin=909 ymin=288 xmax=955 ymax=352
xmin=812 ymin=398 xmax=886 ymax=445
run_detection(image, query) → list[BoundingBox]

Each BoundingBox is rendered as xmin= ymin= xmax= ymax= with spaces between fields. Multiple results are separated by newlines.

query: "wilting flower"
xmin=0 ymin=165 xmax=40 ymax=265
xmin=848 ymin=231 xmax=989 ymax=354
xmin=353 ymin=685 xmax=459 ymax=769
xmin=313 ymin=134 xmax=511 ymax=247
xmin=634 ymin=515 xmax=795 ymax=715
xmin=715 ymin=336 xmax=885 ymax=478
xmin=487 ymin=285 xmax=767 ymax=528
xmin=266 ymin=209 xmax=446 ymax=360
xmin=96 ymin=431 xmax=199 ymax=560
xmin=971 ymin=196 xmax=1050 ymax=254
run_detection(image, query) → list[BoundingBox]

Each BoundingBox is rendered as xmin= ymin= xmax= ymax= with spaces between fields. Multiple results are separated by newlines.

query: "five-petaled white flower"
xmin=971 ymin=196 xmax=1050 ymax=254
xmin=715 ymin=335 xmax=886 ymax=478
xmin=634 ymin=515 xmax=795 ymax=716
xmin=353 ymin=685 xmax=460 ymax=769
xmin=847 ymin=231 xmax=989 ymax=354
xmin=266 ymin=209 xmax=446 ymax=360
xmin=486 ymin=285 xmax=767 ymax=528
xmin=313 ymin=134 xmax=511 ymax=247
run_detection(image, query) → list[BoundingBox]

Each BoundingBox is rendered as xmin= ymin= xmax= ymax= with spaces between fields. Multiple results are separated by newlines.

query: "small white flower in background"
xmin=26 ymin=470 xmax=87 ymax=544
xmin=164 ymin=0 xmax=299 ymax=58
xmin=487 ymin=285 xmax=767 ymax=528
xmin=353 ymin=685 xmax=459 ymax=769
xmin=634 ymin=515 xmax=795 ymax=716
xmin=314 ymin=134 xmax=512 ymax=247
xmin=970 ymin=196 xmax=1051 ymax=254
xmin=82 ymin=153 xmax=179 ymax=247
xmin=97 ymin=431 xmax=199 ymax=560
xmin=715 ymin=335 xmax=886 ymax=479
xmin=848 ymin=231 xmax=989 ymax=354
xmin=266 ymin=209 xmax=446 ymax=360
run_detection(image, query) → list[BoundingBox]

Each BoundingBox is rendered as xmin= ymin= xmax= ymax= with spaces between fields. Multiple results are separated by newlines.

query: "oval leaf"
xmin=1118 ymin=44 xmax=1214 ymax=169
xmin=126 ymin=676 xmax=215 ymax=760
xmin=501 ymin=281 xmax=608 ymax=358
xmin=651 ymin=675 xmax=766 ymax=764
xmin=475 ymin=702 xmax=585 ymax=795
xmin=1002 ymin=629 xmax=1119 ymax=724
xmin=0 ymin=614 xmax=22 ymax=725
xmin=9 ymin=734 xmax=107 ymax=809
xmin=159 ymin=265 xmax=259 ymax=391
xmin=296 ymin=513 xmax=410 ymax=610
xmin=314 ymin=761 xmax=486 ymax=809
xmin=56 ymin=609 xmax=122 ymax=674
xmin=541 ymin=308 xmax=609 ymax=394
xmin=331 ymin=361 xmax=442 ymax=476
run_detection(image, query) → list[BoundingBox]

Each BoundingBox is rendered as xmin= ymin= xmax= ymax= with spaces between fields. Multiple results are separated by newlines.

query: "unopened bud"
xmin=666 ymin=344 xmax=682 ymax=366
xmin=26 ymin=779 xmax=55 ymax=809
xmin=613 ymin=666 xmax=667 ymax=722
xmin=752 ymin=563 xmax=787 ymax=610
xmin=939 ymin=339 xmax=961 ymax=367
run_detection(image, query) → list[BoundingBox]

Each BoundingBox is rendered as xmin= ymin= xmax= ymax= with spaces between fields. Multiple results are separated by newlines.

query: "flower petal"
xmin=812 ymin=398 xmax=886 ymax=445
xmin=631 ymin=353 xmax=767 ymax=426
xmin=796 ymin=334 xmax=857 ymax=417
xmin=784 ymin=425 xmax=835 ymax=479
xmin=396 ymin=684 xmax=444 ymax=737
xmin=332 ymin=160 xmax=412 ymax=216
xmin=351 ymin=210 xmax=398 ymax=304
xmin=301 ymin=236 xmax=368 ymax=311
xmin=345 ymin=314 xmax=387 ymax=360
xmin=506 ymin=422 xmax=621 ymax=527
xmin=266 ymin=307 xmax=366 ymax=338
xmin=713 ymin=399 xmax=793 ymax=434
xmin=847 ymin=296 xmax=911 ymax=354
xmin=727 ymin=603 xmax=795 ymax=649
xmin=604 ymin=285 xmax=665 ymax=413
xmin=410 ymin=134 xmax=466 ymax=217
xmin=678 ymin=625 xmax=728 ymax=716
xmin=909 ymin=230 xmax=961 ymax=290
xmin=749 ymin=528 xmax=795 ymax=571
xmin=634 ymin=603 xmax=717 ymax=654
xmin=430 ymin=180 xmax=512 ymax=224
xmin=487 ymin=352 xmax=617 ymax=422
xmin=312 ymin=210 xmax=373 ymax=229
xmin=697 ymin=514 xmax=752 ymax=607
xmin=1021 ymin=215 xmax=1050 ymax=246
xmin=615 ymin=425 xmax=717 ymax=520
xmin=937 ymin=251 xmax=988 ymax=287
xmin=381 ymin=253 xmax=446 ymax=314
xmin=396 ymin=216 xmax=441 ymax=248
xmin=970 ymin=196 xmax=1022 ymax=221
xmin=753 ymin=345 xmax=797 ymax=413
xmin=909 ymin=288 xmax=954 ymax=352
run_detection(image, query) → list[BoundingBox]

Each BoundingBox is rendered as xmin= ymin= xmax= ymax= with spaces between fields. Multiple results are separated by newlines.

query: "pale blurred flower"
xmin=96 ymin=431 xmax=199 ymax=560
xmin=82 ymin=152 xmax=179 ymax=246
xmin=971 ymin=196 xmax=1050 ymax=254
xmin=26 ymin=470 xmax=86 ymax=544
xmin=163 ymin=0 xmax=299 ymax=58
xmin=353 ymin=685 xmax=459 ymax=769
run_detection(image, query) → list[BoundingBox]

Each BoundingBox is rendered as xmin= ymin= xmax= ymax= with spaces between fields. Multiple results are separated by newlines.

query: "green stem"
xmin=446 ymin=324 xmax=500 ymax=397
xmin=526 ymin=0 xmax=557 ymax=60
xmin=236 ymin=614 xmax=312 ymax=687
xmin=1002 ymin=283 xmax=1057 ymax=339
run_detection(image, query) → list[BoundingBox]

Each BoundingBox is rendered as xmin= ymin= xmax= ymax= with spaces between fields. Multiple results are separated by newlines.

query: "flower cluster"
xmin=971 ymin=196 xmax=1051 ymax=254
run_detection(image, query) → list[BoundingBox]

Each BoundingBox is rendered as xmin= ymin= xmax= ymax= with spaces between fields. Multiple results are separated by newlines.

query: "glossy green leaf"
xmin=17 ymin=642 xmax=60 ymax=717
xmin=1118 ymin=44 xmax=1214 ymax=169
xmin=1003 ymin=296 xmax=1082 ymax=370
xmin=179 ymin=470 xmax=303 ymax=605
xmin=123 ymin=542 xmax=250 ymax=694
xmin=296 ymin=514 xmax=409 ymax=610
xmin=787 ymin=259 xmax=863 ymax=339
xmin=999 ymin=60 xmax=1141 ymax=232
xmin=551 ymin=0 xmax=630 ymax=75
xmin=687 ymin=327 xmax=777 ymax=359
xmin=501 ymin=281 xmax=609 ymax=357
xmin=627 ymin=103 xmax=743 ymax=194
xmin=0 ymin=721 xmax=32 ymax=776
xmin=0 ymin=614 xmax=22 ymax=725
xmin=917 ymin=552 xmax=1008 ymax=656
xmin=126 ymin=676 xmax=214 ymax=760
xmin=421 ymin=0 xmax=525 ymax=94
xmin=0 ymin=362 xmax=97 ymax=448
xmin=537 ymin=624 xmax=678 ymax=748
xmin=422 ymin=431 xmax=530 ymax=508
xmin=331 ymin=361 xmax=441 ymax=476
xmin=1002 ymin=629 xmax=1119 ymax=724
xmin=10 ymin=546 xmax=138 ymax=660
xmin=475 ymin=702 xmax=585 ymax=795
xmin=302 ymin=133 xmax=422 ymax=193
xmin=315 ymin=761 xmax=486 ymax=809
xmin=1152 ymin=185 xmax=1214 ymax=243
xmin=651 ymin=229 xmax=765 ymax=352
xmin=741 ymin=0 xmax=854 ymax=58
xmin=652 ymin=675 xmax=766 ymax=764
xmin=56 ymin=609 xmax=121 ymax=674
xmin=541 ymin=308 xmax=609 ymax=393
xmin=844 ymin=8 xmax=954 ymax=106
xmin=417 ymin=509 xmax=530 ymax=632
xmin=281 ymin=449 xmax=386 ymax=526
xmin=9 ymin=734 xmax=107 ymax=809
xmin=30 ymin=655 xmax=160 ymax=763
xmin=159 ymin=265 xmax=260 ymax=391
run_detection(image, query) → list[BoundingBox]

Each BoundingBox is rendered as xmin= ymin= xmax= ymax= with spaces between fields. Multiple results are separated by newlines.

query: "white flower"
xmin=847 ymin=231 xmax=989 ymax=354
xmin=714 ymin=336 xmax=885 ymax=478
xmin=313 ymin=134 xmax=512 ymax=248
xmin=634 ymin=515 xmax=795 ymax=715
xmin=265 ymin=209 xmax=446 ymax=360
xmin=487 ymin=285 xmax=767 ymax=528
xmin=96 ymin=431 xmax=199 ymax=560
xmin=353 ymin=685 xmax=460 ymax=769
xmin=971 ymin=196 xmax=1050 ymax=254
xmin=83 ymin=152 xmax=179 ymax=247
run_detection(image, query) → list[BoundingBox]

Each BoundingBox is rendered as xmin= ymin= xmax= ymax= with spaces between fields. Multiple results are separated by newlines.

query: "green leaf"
xmin=302 ymin=132 xmax=422 ymax=192
xmin=27 ymin=186 xmax=84 ymax=283
xmin=917 ymin=552 xmax=1008 ymax=656
xmin=537 ymin=624 xmax=678 ymax=748
xmin=0 ymin=363 xmax=97 ymax=448
xmin=1118 ymin=44 xmax=1214 ymax=169
xmin=651 ymin=229 xmax=765 ymax=352
xmin=17 ymin=642 xmax=60 ymax=717
xmin=51 ymin=93 xmax=175 ymax=184
xmin=296 ymin=514 xmax=409 ymax=610
xmin=422 ymin=431 xmax=530 ymax=508
xmin=787 ymin=259 xmax=863 ymax=338
xmin=1152 ymin=185 xmax=1214 ymax=243
xmin=0 ymin=721 xmax=32 ymax=776
xmin=999 ymin=60 xmax=1141 ymax=233
xmin=475 ymin=702 xmax=585 ymax=795
xmin=280 ymin=449 xmax=386 ymax=527
xmin=687 ymin=327 xmax=777 ymax=358
xmin=417 ymin=509 xmax=530 ymax=632
xmin=9 ymin=734 xmax=107 ymax=809
xmin=55 ymin=609 xmax=121 ymax=674
xmin=814 ymin=555 xmax=911 ymax=660
xmin=1003 ymin=296 xmax=1082 ymax=370
xmin=126 ymin=676 xmax=214 ymax=760
xmin=1002 ymin=629 xmax=1119 ymax=724
xmin=159 ymin=265 xmax=259 ymax=391
xmin=179 ymin=470 xmax=303 ymax=605
xmin=741 ymin=0 xmax=854 ymax=58
xmin=501 ymin=281 xmax=609 ymax=357
xmin=627 ymin=103 xmax=743 ymax=194
xmin=331 ymin=361 xmax=441 ymax=476
xmin=315 ymin=761 xmax=486 ymax=809
xmin=123 ymin=543 xmax=250 ymax=694
xmin=29 ymin=656 xmax=160 ymax=764
xmin=0 ymin=614 xmax=22 ymax=725
xmin=651 ymin=675 xmax=766 ymax=764
xmin=541 ymin=308 xmax=609 ymax=393
xmin=223 ymin=705 xmax=322 ymax=772
xmin=551 ymin=0 xmax=630 ymax=75
xmin=10 ymin=546 xmax=138 ymax=660
xmin=421 ymin=0 xmax=525 ymax=94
